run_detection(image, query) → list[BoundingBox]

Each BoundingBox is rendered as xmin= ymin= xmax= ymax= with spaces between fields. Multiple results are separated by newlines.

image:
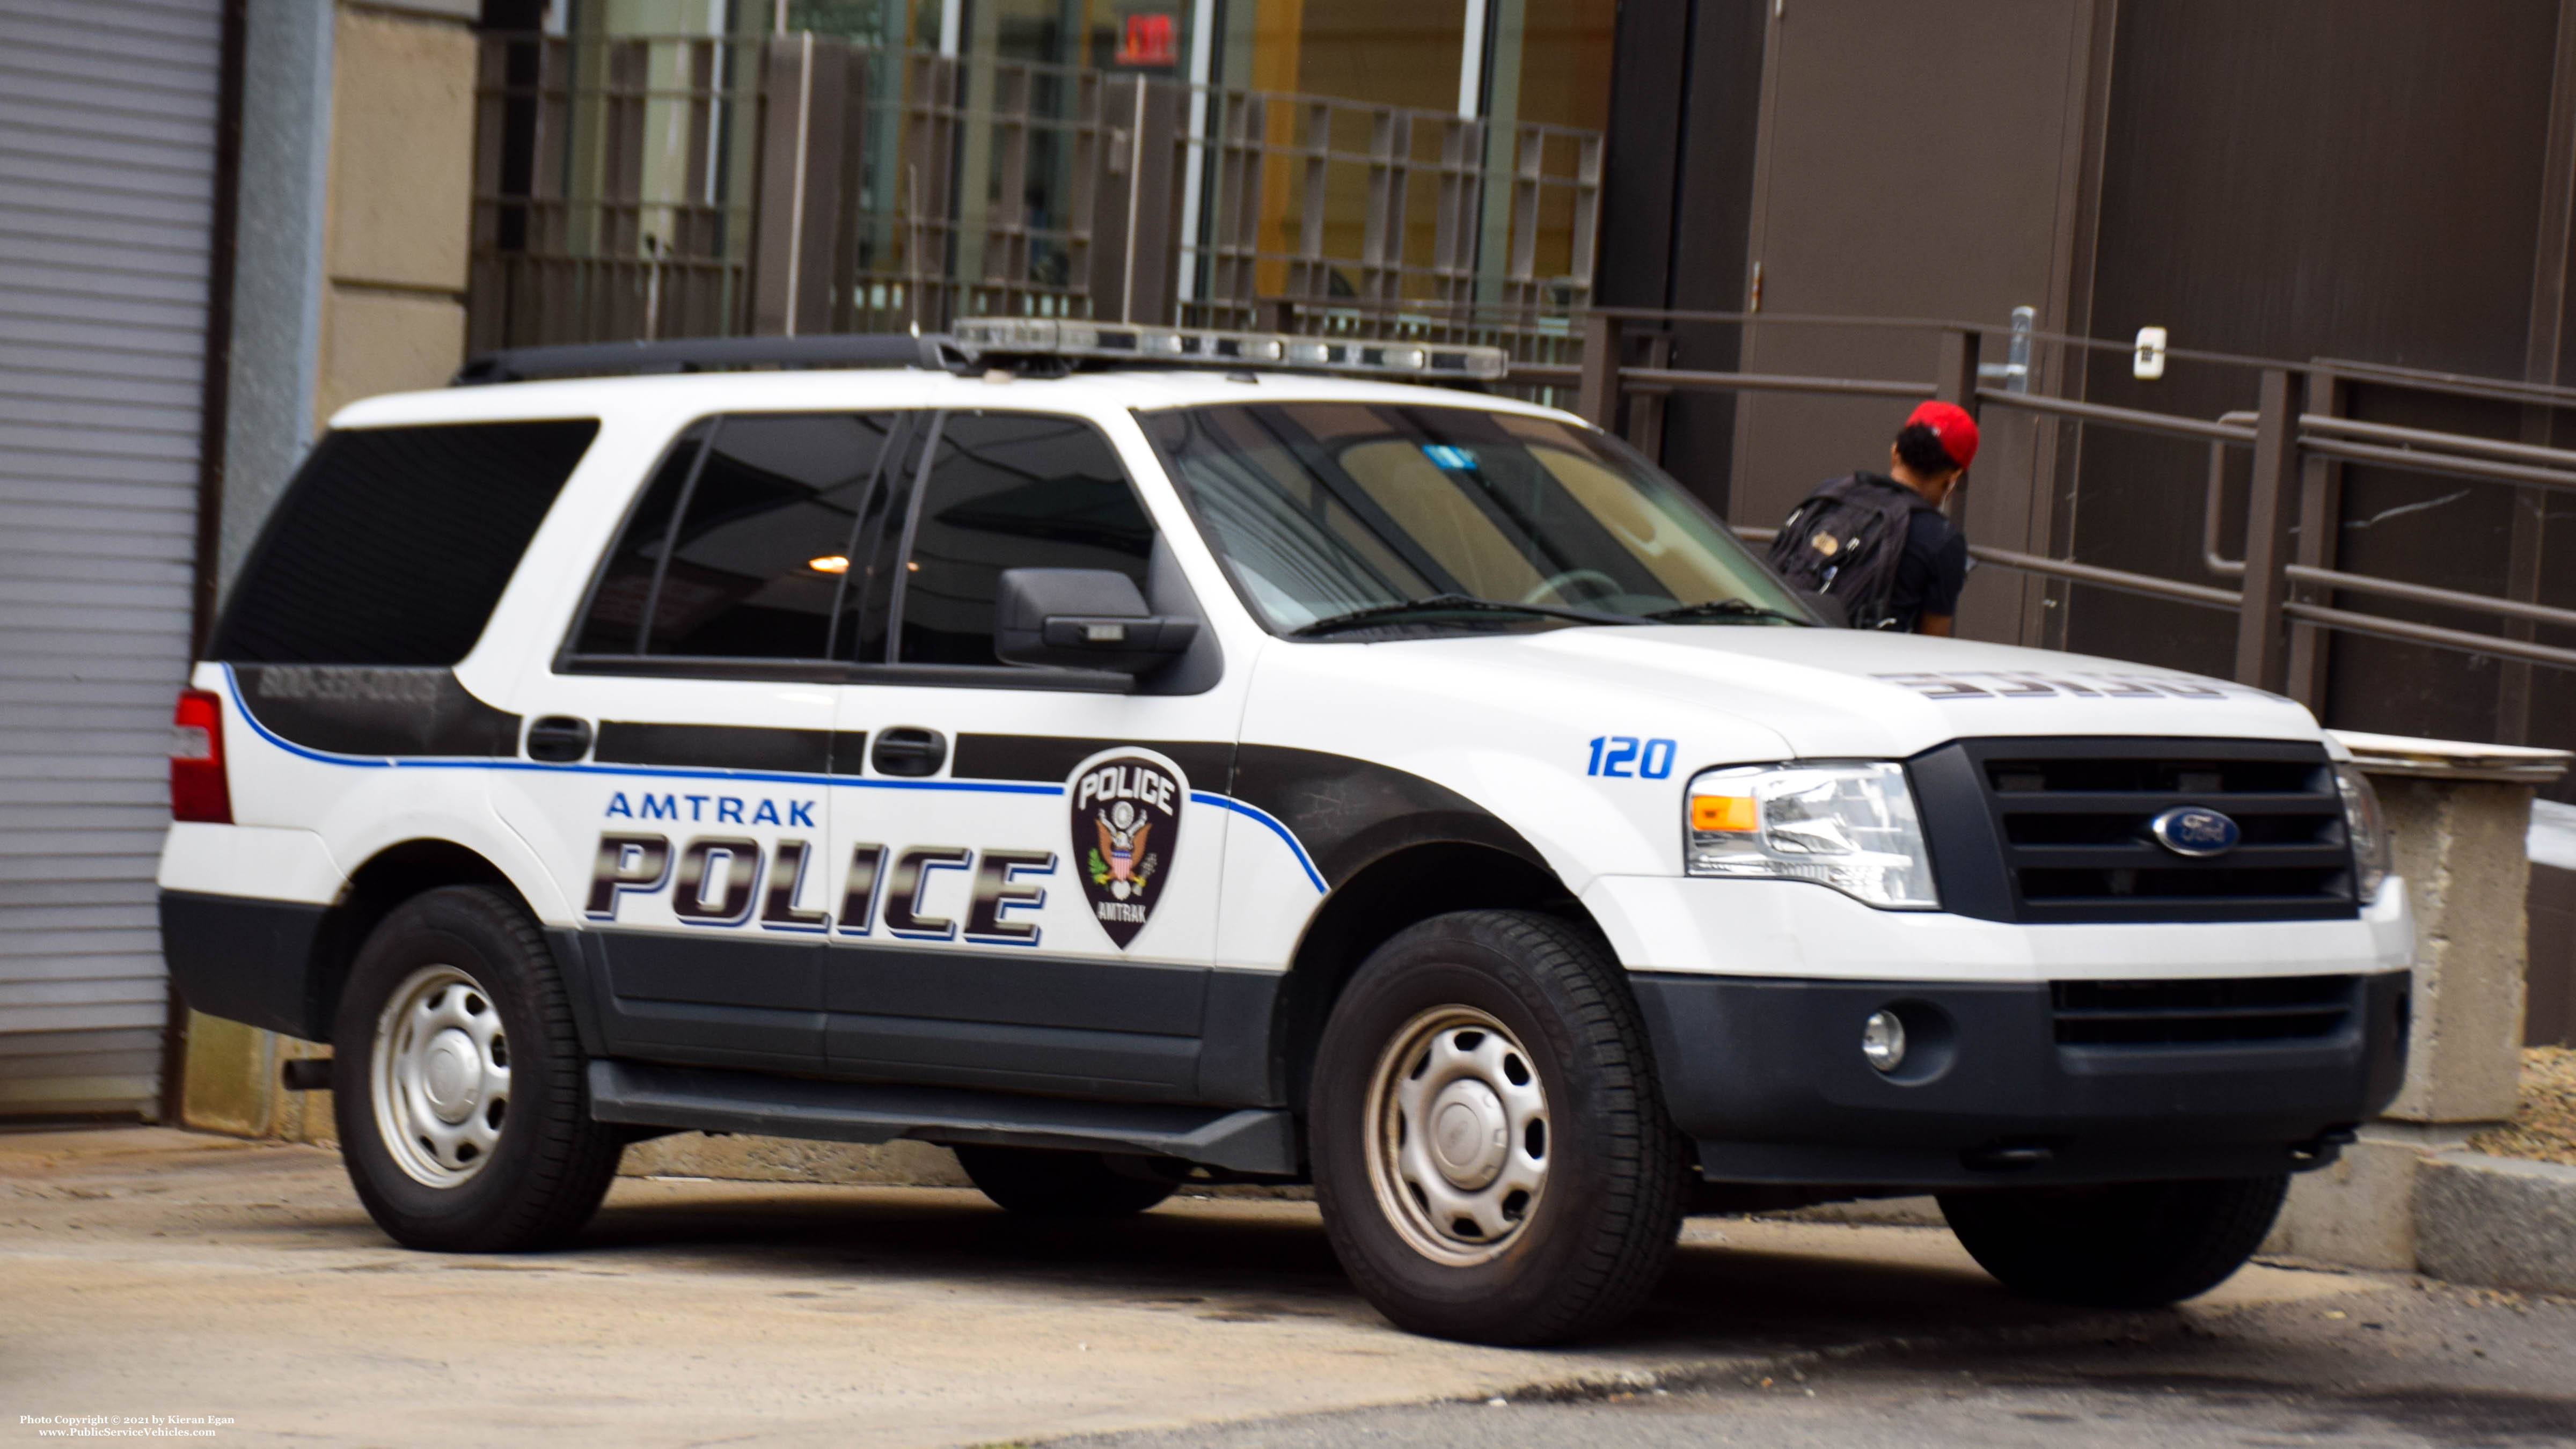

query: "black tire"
xmin=331 ymin=884 xmax=622 ymax=1252
xmin=1938 ymin=1175 xmax=2290 ymax=1308
xmin=953 ymin=1146 xmax=1179 ymax=1217
xmin=1309 ymin=910 xmax=1685 ymax=1345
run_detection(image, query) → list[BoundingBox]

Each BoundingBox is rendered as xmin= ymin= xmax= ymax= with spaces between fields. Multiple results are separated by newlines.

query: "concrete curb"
xmin=2414 ymin=1150 xmax=2576 ymax=1297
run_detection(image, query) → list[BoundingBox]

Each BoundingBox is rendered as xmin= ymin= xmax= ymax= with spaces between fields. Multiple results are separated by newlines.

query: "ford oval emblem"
xmin=2149 ymin=806 xmax=2240 ymax=858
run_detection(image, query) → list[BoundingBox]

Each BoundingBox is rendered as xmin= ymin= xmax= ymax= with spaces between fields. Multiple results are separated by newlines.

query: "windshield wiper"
xmin=1643 ymin=598 xmax=1814 ymax=626
xmin=1291 ymin=593 xmax=1644 ymax=638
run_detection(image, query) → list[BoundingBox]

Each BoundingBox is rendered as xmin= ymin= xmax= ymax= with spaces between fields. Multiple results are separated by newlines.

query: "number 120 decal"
xmin=1586 ymin=736 xmax=1675 ymax=779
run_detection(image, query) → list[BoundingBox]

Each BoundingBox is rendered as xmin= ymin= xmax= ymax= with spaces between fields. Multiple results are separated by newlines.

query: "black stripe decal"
xmin=1230 ymin=744 xmax=1547 ymax=888
xmin=234 ymin=665 xmax=521 ymax=757
xmin=594 ymin=721 xmax=840 ymax=774
xmin=950 ymin=733 xmax=1234 ymax=787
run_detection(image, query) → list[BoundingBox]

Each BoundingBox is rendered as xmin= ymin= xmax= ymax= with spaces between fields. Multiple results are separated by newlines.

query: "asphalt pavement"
xmin=5 ymin=1127 xmax=2570 ymax=1448
xmin=1055 ymin=1281 xmax=2576 ymax=1449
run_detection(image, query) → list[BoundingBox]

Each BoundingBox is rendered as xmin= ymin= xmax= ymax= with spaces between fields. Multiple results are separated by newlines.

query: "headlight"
xmin=2333 ymin=762 xmax=2391 ymax=905
xmin=1685 ymin=761 xmax=1939 ymax=910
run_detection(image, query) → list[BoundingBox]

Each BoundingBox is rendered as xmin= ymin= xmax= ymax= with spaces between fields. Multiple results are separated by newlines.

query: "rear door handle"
xmin=526 ymin=715 xmax=594 ymax=763
xmin=869 ymin=726 xmax=947 ymax=777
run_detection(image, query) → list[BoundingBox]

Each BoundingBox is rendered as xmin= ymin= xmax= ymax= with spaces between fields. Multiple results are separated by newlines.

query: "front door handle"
xmin=526 ymin=715 xmax=594 ymax=763
xmin=870 ymin=726 xmax=947 ymax=778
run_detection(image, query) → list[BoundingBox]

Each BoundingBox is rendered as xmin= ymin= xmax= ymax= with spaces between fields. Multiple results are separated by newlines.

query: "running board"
xmin=586 ymin=1059 xmax=1298 ymax=1175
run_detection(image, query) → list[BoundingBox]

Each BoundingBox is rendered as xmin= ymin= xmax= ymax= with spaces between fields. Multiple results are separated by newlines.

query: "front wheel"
xmin=332 ymin=885 xmax=623 ymax=1252
xmin=1309 ymin=910 xmax=1685 ymax=1345
xmin=1938 ymin=1175 xmax=2289 ymax=1307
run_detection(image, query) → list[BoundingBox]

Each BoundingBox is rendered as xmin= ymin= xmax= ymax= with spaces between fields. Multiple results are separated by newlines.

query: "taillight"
xmin=171 ymin=687 xmax=232 ymax=824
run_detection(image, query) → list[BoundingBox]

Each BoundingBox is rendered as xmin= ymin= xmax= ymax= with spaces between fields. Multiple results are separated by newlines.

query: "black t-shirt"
xmin=1885 ymin=492 xmax=1968 ymax=629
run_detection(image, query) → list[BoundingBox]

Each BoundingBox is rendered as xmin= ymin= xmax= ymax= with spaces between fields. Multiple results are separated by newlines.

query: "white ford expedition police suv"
xmin=158 ymin=322 xmax=2410 ymax=1345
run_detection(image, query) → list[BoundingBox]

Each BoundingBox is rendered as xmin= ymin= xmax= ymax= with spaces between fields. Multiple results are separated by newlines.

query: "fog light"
xmin=1862 ymin=1011 xmax=1907 ymax=1073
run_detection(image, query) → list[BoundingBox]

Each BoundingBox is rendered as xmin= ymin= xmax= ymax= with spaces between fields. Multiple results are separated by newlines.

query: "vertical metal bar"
xmin=752 ymin=36 xmax=803 ymax=335
xmin=1576 ymin=312 xmax=1621 ymax=429
xmin=1934 ymin=328 xmax=1981 ymax=541
xmin=1628 ymin=333 xmax=1670 ymax=458
xmin=1122 ymin=76 xmax=1147 ymax=321
xmin=1503 ymin=125 xmax=1541 ymax=314
xmin=2235 ymin=368 xmax=2306 ymax=692
xmin=1432 ymin=118 xmax=1482 ymax=308
xmin=2499 ymin=479 xmax=2552 ymax=742
xmin=1567 ymin=131 xmax=1601 ymax=311
xmin=1295 ymin=100 xmax=1329 ymax=299
xmin=825 ymin=43 xmax=872 ymax=334
xmin=2284 ymin=369 xmax=2345 ymax=711
xmin=984 ymin=65 xmax=1030 ymax=290
xmin=1362 ymin=109 xmax=1399 ymax=302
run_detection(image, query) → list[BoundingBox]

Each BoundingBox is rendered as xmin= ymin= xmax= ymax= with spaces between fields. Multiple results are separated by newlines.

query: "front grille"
xmin=1911 ymin=737 xmax=2359 ymax=924
xmin=2053 ymin=975 xmax=2359 ymax=1046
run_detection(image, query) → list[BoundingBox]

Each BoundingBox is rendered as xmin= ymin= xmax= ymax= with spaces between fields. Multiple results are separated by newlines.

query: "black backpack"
xmin=1763 ymin=473 xmax=1920 ymax=629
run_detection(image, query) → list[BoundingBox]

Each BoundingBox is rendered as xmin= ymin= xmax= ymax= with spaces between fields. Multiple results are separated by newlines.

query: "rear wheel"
xmin=1938 ymin=1175 xmax=2289 ymax=1307
xmin=953 ymin=1145 xmax=1179 ymax=1217
xmin=1310 ymin=910 xmax=1684 ymax=1345
xmin=332 ymin=885 xmax=621 ymax=1252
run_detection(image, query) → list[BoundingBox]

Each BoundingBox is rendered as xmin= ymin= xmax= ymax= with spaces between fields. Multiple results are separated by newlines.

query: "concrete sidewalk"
xmin=1 ymin=1128 xmax=2385 ymax=1448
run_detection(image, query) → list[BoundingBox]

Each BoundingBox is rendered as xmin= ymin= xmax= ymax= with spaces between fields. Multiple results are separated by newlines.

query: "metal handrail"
xmin=2299 ymin=413 xmax=2576 ymax=470
xmin=1969 ymin=546 xmax=2243 ymax=611
xmin=2315 ymin=355 xmax=2576 ymax=411
xmin=2202 ymin=411 xmax=2258 ymax=579
xmin=1620 ymin=366 xmax=1929 ymax=401
xmin=2281 ymin=603 xmax=2576 ymax=670
xmin=2282 ymin=565 xmax=2576 ymax=631
xmin=2296 ymin=434 xmax=2576 ymax=494
xmin=1977 ymin=387 xmax=2257 ymax=444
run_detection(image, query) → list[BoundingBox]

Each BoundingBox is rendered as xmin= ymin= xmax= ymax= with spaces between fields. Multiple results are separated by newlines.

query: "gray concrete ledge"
xmin=2414 ymin=1150 xmax=2576 ymax=1297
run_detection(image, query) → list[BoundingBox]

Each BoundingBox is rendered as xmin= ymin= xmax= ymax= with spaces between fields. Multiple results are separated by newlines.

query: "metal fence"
xmin=1567 ymin=312 xmax=2576 ymax=709
xmin=467 ymin=31 xmax=1604 ymax=354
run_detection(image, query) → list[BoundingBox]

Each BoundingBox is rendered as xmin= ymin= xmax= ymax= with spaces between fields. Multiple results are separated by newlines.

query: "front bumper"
xmin=1581 ymin=873 xmax=2413 ymax=983
xmin=1630 ymin=969 xmax=2410 ymax=1188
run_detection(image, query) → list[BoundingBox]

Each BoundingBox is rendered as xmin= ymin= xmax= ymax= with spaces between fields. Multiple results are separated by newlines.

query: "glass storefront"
xmin=471 ymin=0 xmax=1616 ymax=347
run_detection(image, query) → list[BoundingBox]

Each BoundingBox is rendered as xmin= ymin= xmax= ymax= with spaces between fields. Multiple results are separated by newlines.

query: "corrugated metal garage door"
xmin=0 ymin=0 xmax=222 ymax=1116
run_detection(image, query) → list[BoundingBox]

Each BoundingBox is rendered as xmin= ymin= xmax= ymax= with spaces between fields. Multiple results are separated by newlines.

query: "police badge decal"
xmin=1070 ymin=753 xmax=1183 ymax=948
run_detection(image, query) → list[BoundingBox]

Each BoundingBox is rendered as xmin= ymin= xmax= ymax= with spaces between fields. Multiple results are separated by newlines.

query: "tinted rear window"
xmin=212 ymin=420 xmax=599 ymax=664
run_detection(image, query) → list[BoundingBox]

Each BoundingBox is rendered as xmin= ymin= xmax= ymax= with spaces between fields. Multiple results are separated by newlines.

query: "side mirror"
xmin=996 ymin=568 xmax=1199 ymax=675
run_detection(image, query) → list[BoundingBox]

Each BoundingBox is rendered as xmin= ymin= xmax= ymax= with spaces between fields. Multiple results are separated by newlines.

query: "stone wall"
xmin=2270 ymin=732 xmax=2567 ymax=1270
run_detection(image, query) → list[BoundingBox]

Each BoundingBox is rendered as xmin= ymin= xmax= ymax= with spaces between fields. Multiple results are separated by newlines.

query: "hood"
xmin=1420 ymin=624 xmax=2324 ymax=760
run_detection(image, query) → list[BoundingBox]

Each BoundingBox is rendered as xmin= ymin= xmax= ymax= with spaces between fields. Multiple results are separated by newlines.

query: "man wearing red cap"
xmin=1883 ymin=399 xmax=1978 ymax=636
xmin=1763 ymin=399 xmax=1978 ymax=634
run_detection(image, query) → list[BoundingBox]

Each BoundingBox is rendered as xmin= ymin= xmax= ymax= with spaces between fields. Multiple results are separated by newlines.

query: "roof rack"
xmin=450 ymin=324 xmax=1512 ymax=386
xmin=451 ymin=332 xmax=954 ymax=386
xmin=950 ymin=317 xmax=1509 ymax=381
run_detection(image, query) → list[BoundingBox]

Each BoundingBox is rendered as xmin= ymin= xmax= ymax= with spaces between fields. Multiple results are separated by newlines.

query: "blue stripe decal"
xmin=221 ymin=666 xmax=1327 ymax=894
xmin=1190 ymin=791 xmax=1326 ymax=894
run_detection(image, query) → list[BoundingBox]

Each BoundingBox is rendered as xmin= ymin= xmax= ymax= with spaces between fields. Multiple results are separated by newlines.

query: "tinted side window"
xmin=894 ymin=413 xmax=1154 ymax=665
xmin=213 ymin=420 xmax=599 ymax=664
xmin=570 ymin=422 xmax=704 ymax=655
xmin=571 ymin=413 xmax=906 ymax=662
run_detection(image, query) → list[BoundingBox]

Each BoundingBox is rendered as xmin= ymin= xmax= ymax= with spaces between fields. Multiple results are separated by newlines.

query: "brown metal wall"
xmin=2065 ymin=0 xmax=2560 ymax=747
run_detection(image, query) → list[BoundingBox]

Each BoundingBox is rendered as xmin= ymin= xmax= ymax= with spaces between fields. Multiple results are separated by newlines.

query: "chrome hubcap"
xmin=372 ymin=965 xmax=510 ymax=1188
xmin=1364 ymin=1006 xmax=1550 ymax=1265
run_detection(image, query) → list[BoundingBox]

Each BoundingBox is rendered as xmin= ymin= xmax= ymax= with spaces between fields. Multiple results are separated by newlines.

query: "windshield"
xmin=1138 ymin=401 xmax=1813 ymax=636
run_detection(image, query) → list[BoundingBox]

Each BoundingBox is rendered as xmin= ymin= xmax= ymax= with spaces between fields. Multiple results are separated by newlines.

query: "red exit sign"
xmin=1116 ymin=13 xmax=1177 ymax=67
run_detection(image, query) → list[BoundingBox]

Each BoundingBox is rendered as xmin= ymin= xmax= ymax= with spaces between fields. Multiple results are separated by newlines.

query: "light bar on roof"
xmin=949 ymin=317 xmax=1509 ymax=382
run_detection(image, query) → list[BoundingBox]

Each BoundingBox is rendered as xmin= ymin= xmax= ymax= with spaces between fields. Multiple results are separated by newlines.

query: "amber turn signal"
xmin=1689 ymin=795 xmax=1757 ymax=833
